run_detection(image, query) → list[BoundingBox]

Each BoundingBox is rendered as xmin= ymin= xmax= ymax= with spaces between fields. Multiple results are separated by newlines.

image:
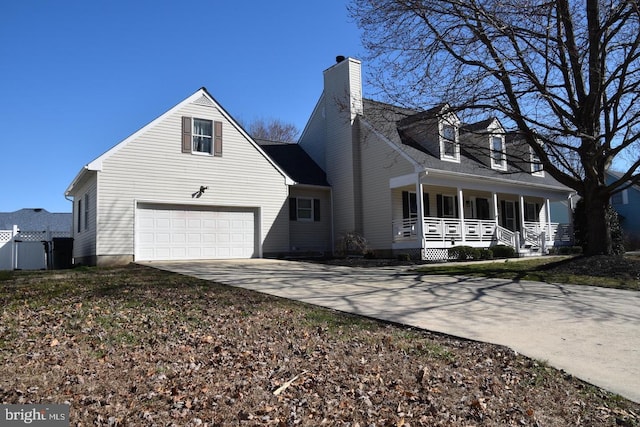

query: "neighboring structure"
xmin=607 ymin=170 xmax=640 ymax=249
xmin=65 ymin=88 xmax=296 ymax=266
xmin=66 ymin=58 xmax=575 ymax=266
xmin=298 ymin=57 xmax=574 ymax=260
xmin=0 ymin=208 xmax=72 ymax=270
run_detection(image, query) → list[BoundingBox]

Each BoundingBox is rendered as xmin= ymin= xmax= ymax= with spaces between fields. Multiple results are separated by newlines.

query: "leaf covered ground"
xmin=1 ymin=264 xmax=638 ymax=426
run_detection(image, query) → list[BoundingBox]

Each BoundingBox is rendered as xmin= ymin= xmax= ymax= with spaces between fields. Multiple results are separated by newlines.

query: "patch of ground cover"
xmin=1 ymin=264 xmax=638 ymax=426
xmin=413 ymin=255 xmax=640 ymax=291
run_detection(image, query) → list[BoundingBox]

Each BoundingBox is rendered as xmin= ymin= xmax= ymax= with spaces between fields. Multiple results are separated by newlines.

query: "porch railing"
xmin=495 ymin=225 xmax=516 ymax=247
xmin=393 ymin=217 xmax=497 ymax=244
xmin=393 ymin=217 xmax=572 ymax=247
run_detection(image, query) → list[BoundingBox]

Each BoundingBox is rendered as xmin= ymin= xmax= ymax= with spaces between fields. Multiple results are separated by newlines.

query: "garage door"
xmin=136 ymin=204 xmax=256 ymax=261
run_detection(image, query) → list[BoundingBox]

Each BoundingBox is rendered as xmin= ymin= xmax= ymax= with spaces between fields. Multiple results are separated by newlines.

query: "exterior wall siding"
xmin=289 ymin=187 xmax=332 ymax=254
xmin=92 ymin=97 xmax=290 ymax=260
xmin=359 ymin=122 xmax=415 ymax=249
xmin=70 ymin=173 xmax=97 ymax=263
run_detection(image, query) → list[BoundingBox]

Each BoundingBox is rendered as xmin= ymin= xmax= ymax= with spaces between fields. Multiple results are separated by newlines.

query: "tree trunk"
xmin=581 ymin=191 xmax=613 ymax=256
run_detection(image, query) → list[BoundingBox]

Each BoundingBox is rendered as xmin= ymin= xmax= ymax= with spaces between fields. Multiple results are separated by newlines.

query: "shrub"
xmin=491 ymin=245 xmax=516 ymax=258
xmin=479 ymin=248 xmax=494 ymax=260
xmin=336 ymin=231 xmax=369 ymax=257
xmin=397 ymin=253 xmax=411 ymax=261
xmin=448 ymin=246 xmax=481 ymax=261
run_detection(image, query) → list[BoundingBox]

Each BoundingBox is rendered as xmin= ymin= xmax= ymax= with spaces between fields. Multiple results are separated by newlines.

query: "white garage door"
xmin=136 ymin=204 xmax=256 ymax=261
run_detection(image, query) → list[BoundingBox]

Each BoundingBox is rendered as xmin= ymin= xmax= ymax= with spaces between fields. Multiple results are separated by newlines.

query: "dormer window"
xmin=491 ymin=135 xmax=506 ymax=170
xmin=440 ymin=123 xmax=460 ymax=162
xmin=530 ymin=149 xmax=544 ymax=176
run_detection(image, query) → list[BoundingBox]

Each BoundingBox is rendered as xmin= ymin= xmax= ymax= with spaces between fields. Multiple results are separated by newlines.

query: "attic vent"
xmin=193 ymin=95 xmax=215 ymax=107
xmin=33 ymin=208 xmax=42 ymax=212
xmin=336 ymin=55 xmax=346 ymax=63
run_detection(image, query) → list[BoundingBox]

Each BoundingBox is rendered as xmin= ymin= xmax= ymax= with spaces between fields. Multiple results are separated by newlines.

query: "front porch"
xmin=390 ymin=182 xmax=573 ymax=259
xmin=393 ymin=217 xmax=572 ymax=254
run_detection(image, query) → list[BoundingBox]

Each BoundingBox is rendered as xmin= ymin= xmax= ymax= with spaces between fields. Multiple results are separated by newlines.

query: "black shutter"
xmin=182 ymin=116 xmax=192 ymax=153
xmin=402 ymin=191 xmax=409 ymax=219
xmin=313 ymin=199 xmax=321 ymax=222
xmin=436 ymin=194 xmax=443 ymax=218
xmin=455 ymin=196 xmax=459 ymax=218
xmin=500 ymin=200 xmax=506 ymax=228
xmin=515 ymin=202 xmax=521 ymax=231
xmin=214 ymin=121 xmax=223 ymax=156
xmin=289 ymin=198 xmax=297 ymax=221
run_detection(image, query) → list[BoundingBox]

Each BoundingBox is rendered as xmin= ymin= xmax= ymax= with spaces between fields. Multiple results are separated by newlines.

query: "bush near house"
xmin=491 ymin=245 xmax=517 ymax=259
xmin=448 ymin=246 xmax=481 ymax=261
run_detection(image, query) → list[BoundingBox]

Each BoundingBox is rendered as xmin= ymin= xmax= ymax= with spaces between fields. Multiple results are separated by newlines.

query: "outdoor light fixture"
xmin=192 ymin=186 xmax=208 ymax=198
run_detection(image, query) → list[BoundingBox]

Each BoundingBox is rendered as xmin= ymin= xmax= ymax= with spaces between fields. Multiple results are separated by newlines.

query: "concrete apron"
xmin=145 ymin=259 xmax=640 ymax=403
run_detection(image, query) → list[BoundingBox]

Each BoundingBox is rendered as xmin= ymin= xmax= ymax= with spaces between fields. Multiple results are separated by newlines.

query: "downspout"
xmin=330 ymin=186 xmax=335 ymax=256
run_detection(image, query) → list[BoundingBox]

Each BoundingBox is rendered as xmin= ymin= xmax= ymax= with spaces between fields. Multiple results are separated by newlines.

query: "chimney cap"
xmin=336 ymin=55 xmax=346 ymax=63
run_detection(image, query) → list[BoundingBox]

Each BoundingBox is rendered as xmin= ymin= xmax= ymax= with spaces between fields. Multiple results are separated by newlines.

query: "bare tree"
xmin=247 ymin=118 xmax=299 ymax=143
xmin=350 ymin=0 xmax=640 ymax=256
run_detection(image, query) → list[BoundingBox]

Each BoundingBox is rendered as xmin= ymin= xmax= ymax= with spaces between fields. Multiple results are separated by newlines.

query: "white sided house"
xmin=65 ymin=88 xmax=295 ymax=266
xmin=298 ymin=57 xmax=574 ymax=260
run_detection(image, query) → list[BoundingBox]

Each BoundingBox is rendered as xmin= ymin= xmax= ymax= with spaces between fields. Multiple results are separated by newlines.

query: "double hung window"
xmin=289 ymin=197 xmax=321 ymax=222
xmin=491 ymin=136 xmax=506 ymax=169
xmin=442 ymin=125 xmax=457 ymax=159
xmin=192 ymin=119 xmax=212 ymax=154
xmin=530 ymin=150 xmax=543 ymax=175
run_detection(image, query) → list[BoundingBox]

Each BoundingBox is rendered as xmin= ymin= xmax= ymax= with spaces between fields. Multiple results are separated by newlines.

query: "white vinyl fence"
xmin=0 ymin=226 xmax=71 ymax=270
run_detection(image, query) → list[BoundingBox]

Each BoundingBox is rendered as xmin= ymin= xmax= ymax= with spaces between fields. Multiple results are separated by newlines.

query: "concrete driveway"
xmin=146 ymin=259 xmax=640 ymax=403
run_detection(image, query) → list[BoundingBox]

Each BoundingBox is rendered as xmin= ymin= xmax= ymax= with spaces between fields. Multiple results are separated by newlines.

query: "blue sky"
xmin=0 ymin=1 xmax=363 ymax=213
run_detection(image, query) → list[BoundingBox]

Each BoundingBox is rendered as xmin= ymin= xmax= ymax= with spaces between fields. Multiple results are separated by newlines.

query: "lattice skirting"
xmin=422 ymin=248 xmax=449 ymax=261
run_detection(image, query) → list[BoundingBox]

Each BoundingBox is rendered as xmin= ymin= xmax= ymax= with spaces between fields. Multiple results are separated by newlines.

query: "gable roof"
xmin=360 ymin=99 xmax=571 ymax=192
xmin=0 ymin=208 xmax=72 ymax=232
xmin=256 ymin=139 xmax=330 ymax=187
xmin=66 ymin=88 xmax=294 ymax=195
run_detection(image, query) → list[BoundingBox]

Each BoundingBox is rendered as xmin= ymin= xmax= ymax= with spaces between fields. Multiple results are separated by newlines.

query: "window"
xmin=611 ymin=190 xmax=628 ymax=205
xmin=192 ymin=119 xmax=212 ymax=153
xmin=524 ymin=202 xmax=540 ymax=222
xmin=441 ymin=124 xmax=458 ymax=159
xmin=437 ymin=194 xmax=458 ymax=218
xmin=476 ymin=198 xmax=491 ymax=220
xmin=531 ymin=150 xmax=544 ymax=175
xmin=402 ymin=191 xmax=430 ymax=218
xmin=491 ymin=136 xmax=506 ymax=169
xmin=182 ymin=116 xmax=222 ymax=156
xmin=289 ymin=198 xmax=320 ymax=222
xmin=297 ymin=198 xmax=313 ymax=220
xmin=442 ymin=195 xmax=456 ymax=217
xmin=77 ymin=199 xmax=82 ymax=233
xmin=84 ymin=193 xmax=90 ymax=230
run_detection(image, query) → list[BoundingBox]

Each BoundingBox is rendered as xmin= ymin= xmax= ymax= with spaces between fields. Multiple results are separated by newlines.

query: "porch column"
xmin=545 ymin=198 xmax=552 ymax=243
xmin=415 ymin=177 xmax=425 ymax=248
xmin=492 ymin=193 xmax=499 ymax=226
xmin=519 ymin=195 xmax=525 ymax=232
xmin=458 ymin=188 xmax=465 ymax=243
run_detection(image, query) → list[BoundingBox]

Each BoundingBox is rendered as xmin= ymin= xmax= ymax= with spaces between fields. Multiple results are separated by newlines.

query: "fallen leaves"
xmin=0 ymin=264 xmax=638 ymax=426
